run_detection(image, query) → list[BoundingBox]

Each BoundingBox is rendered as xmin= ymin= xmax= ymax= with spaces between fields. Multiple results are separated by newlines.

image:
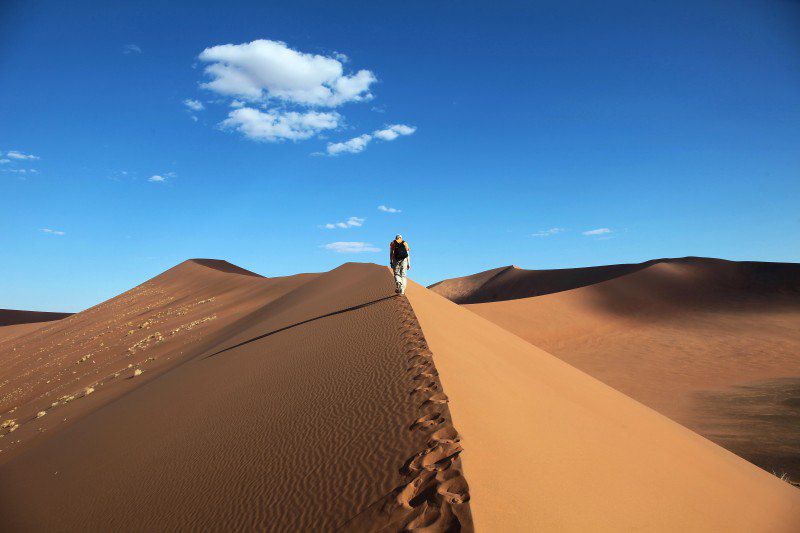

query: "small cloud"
xmin=323 ymin=241 xmax=380 ymax=253
xmin=373 ymin=124 xmax=416 ymax=141
xmin=221 ymin=107 xmax=340 ymax=142
xmin=321 ymin=216 xmax=365 ymax=229
xmin=378 ymin=205 xmax=401 ymax=213
xmin=582 ymin=228 xmax=612 ymax=236
xmin=332 ymin=51 xmax=349 ymax=63
xmin=230 ymin=100 xmax=245 ymax=108
xmin=0 ymin=158 xmax=10 ymax=164
xmin=41 ymin=228 xmax=65 ymax=236
xmin=327 ymin=134 xmax=371 ymax=155
xmin=326 ymin=124 xmax=416 ymax=156
xmin=148 ymin=175 xmax=166 ymax=182
xmin=371 ymin=105 xmax=386 ymax=113
xmin=6 ymin=150 xmax=39 ymax=160
xmin=184 ymin=99 xmax=205 ymax=112
xmin=123 ymin=44 xmax=142 ymax=54
xmin=532 ymin=228 xmax=565 ymax=237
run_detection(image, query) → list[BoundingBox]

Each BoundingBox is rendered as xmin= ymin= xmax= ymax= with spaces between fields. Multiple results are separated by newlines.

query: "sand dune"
xmin=407 ymin=280 xmax=800 ymax=530
xmin=432 ymin=257 xmax=800 ymax=480
xmin=0 ymin=262 xmax=471 ymax=531
xmin=2 ymin=258 xmax=798 ymax=531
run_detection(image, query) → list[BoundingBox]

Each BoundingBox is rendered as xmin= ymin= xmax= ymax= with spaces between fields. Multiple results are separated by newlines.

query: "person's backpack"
xmin=393 ymin=240 xmax=408 ymax=260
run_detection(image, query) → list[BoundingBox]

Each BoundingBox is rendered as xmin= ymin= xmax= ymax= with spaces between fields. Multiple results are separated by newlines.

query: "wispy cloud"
xmin=6 ymin=150 xmax=39 ymax=160
xmin=323 ymin=241 xmax=380 ymax=253
xmin=582 ymin=228 xmax=612 ymax=236
xmin=321 ymin=216 xmax=365 ymax=229
xmin=326 ymin=134 xmax=371 ymax=155
xmin=123 ymin=44 xmax=142 ymax=54
xmin=148 ymin=174 xmax=167 ymax=182
xmin=2 ymin=168 xmax=38 ymax=174
xmin=0 ymin=158 xmax=10 ymax=164
xmin=41 ymin=228 xmax=65 ymax=236
xmin=532 ymin=228 xmax=565 ymax=237
xmin=326 ymin=124 xmax=416 ymax=156
xmin=378 ymin=205 xmax=401 ymax=213
xmin=183 ymin=99 xmax=204 ymax=112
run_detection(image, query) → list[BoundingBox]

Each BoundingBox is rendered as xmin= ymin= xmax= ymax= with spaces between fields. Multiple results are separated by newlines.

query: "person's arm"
xmin=389 ymin=242 xmax=393 ymax=265
xmin=405 ymin=242 xmax=411 ymax=269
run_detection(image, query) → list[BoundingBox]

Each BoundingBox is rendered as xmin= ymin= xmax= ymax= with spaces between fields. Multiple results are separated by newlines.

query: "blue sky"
xmin=2 ymin=0 xmax=799 ymax=312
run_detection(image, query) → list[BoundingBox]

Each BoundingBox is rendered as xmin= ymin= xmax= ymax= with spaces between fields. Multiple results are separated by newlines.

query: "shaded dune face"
xmin=0 ymin=262 xmax=472 ymax=531
xmin=433 ymin=257 xmax=800 ymax=480
xmin=429 ymin=256 xmax=800 ymax=305
xmin=0 ymin=309 xmax=73 ymax=327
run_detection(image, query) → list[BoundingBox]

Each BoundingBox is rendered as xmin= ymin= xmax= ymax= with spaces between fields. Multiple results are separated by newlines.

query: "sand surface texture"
xmin=408 ymin=280 xmax=800 ymax=531
xmin=0 ymin=262 xmax=471 ymax=531
xmin=434 ymin=258 xmax=800 ymax=480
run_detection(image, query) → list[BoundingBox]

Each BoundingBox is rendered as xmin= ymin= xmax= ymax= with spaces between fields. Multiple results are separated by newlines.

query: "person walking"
xmin=390 ymin=234 xmax=411 ymax=294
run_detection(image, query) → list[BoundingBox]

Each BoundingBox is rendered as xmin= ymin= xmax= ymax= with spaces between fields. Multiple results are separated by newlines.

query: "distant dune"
xmin=0 ymin=309 xmax=72 ymax=327
xmin=1 ymin=258 xmax=798 ymax=530
xmin=431 ymin=257 xmax=800 ymax=480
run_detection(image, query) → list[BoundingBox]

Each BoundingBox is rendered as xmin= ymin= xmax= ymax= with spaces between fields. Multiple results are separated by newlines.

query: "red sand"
xmin=2 ymin=257 xmax=799 ymax=530
xmin=432 ymin=257 xmax=800 ymax=480
xmin=408 ymin=280 xmax=800 ymax=530
xmin=0 ymin=262 xmax=471 ymax=531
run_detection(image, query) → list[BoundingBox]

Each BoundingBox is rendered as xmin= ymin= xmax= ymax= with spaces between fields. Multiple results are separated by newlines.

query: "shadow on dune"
xmin=205 ymin=294 xmax=400 ymax=358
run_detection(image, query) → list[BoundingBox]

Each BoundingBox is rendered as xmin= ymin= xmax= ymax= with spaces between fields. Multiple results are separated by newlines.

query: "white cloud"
xmin=41 ymin=228 xmax=65 ymax=236
xmin=582 ymin=228 xmax=612 ymax=236
xmin=0 ymin=158 xmax=10 ymax=164
xmin=148 ymin=175 xmax=166 ymax=182
xmin=378 ymin=205 xmax=401 ymax=213
xmin=123 ymin=44 xmax=142 ymax=54
xmin=373 ymin=124 xmax=416 ymax=141
xmin=323 ymin=241 xmax=380 ymax=253
xmin=532 ymin=228 xmax=565 ymax=237
xmin=3 ymin=168 xmax=36 ymax=174
xmin=230 ymin=100 xmax=245 ymax=108
xmin=183 ymin=99 xmax=204 ymax=111
xmin=326 ymin=124 xmax=416 ymax=155
xmin=6 ymin=150 xmax=39 ymax=160
xmin=321 ymin=216 xmax=365 ymax=229
xmin=198 ymin=39 xmax=376 ymax=107
xmin=221 ymin=107 xmax=340 ymax=142
xmin=333 ymin=51 xmax=349 ymax=63
xmin=327 ymin=134 xmax=372 ymax=155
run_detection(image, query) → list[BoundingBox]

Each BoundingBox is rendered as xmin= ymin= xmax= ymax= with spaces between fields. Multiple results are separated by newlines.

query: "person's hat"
xmin=395 ymin=234 xmax=402 ymax=240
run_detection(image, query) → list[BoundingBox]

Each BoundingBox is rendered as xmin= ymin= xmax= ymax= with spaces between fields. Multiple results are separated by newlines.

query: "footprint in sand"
xmin=410 ymin=413 xmax=446 ymax=432
xmin=421 ymin=393 xmax=449 ymax=408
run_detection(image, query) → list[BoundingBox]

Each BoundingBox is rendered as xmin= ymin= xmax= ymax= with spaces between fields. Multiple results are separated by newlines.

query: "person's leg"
xmin=398 ymin=259 xmax=409 ymax=294
xmin=392 ymin=261 xmax=403 ymax=293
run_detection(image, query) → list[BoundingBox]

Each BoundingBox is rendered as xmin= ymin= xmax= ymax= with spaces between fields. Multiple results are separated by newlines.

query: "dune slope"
xmin=0 ymin=259 xmax=316 ymax=461
xmin=0 ymin=263 xmax=472 ymax=531
xmin=407 ymin=280 xmax=800 ymax=531
xmin=459 ymin=258 xmax=800 ymax=479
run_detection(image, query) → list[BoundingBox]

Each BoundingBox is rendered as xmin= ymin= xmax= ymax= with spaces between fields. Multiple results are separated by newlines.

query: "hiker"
xmin=390 ymin=234 xmax=411 ymax=294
